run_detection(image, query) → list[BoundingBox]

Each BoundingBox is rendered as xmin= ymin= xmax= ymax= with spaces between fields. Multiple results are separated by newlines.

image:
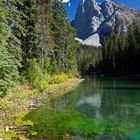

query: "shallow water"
xmin=23 ymin=77 xmax=140 ymax=140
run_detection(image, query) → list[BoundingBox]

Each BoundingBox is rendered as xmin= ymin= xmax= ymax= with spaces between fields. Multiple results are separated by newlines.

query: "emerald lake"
xmin=22 ymin=77 xmax=140 ymax=140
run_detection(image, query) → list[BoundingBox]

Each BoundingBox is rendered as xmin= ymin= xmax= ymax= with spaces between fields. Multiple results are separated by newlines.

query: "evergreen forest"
xmin=79 ymin=22 xmax=140 ymax=75
xmin=0 ymin=0 xmax=140 ymax=94
xmin=0 ymin=0 xmax=78 ymax=94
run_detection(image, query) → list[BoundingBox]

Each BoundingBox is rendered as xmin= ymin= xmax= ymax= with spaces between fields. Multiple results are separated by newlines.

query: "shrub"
xmin=45 ymin=73 xmax=68 ymax=84
xmin=26 ymin=59 xmax=47 ymax=92
xmin=18 ymin=72 xmax=26 ymax=84
xmin=67 ymin=72 xmax=79 ymax=78
xmin=53 ymin=73 xmax=68 ymax=84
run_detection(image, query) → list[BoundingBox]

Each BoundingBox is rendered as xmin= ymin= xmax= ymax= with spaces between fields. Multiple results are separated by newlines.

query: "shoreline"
xmin=0 ymin=78 xmax=83 ymax=139
xmin=28 ymin=78 xmax=84 ymax=109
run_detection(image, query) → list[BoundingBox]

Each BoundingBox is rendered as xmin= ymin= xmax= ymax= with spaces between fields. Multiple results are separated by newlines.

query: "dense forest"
xmin=1 ymin=0 xmax=140 ymax=94
xmin=79 ymin=22 xmax=140 ymax=75
xmin=0 ymin=0 xmax=78 ymax=94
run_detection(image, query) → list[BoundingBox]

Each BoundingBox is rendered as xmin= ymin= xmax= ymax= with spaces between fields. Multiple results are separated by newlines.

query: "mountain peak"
xmin=72 ymin=0 xmax=140 ymax=47
xmin=82 ymin=0 xmax=101 ymax=11
xmin=101 ymin=0 xmax=114 ymax=18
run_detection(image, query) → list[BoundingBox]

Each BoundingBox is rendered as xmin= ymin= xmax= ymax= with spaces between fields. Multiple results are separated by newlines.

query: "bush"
xmin=67 ymin=72 xmax=79 ymax=78
xmin=26 ymin=59 xmax=47 ymax=92
xmin=18 ymin=72 xmax=26 ymax=84
xmin=45 ymin=73 xmax=68 ymax=84
xmin=25 ymin=59 xmax=72 ymax=90
xmin=53 ymin=73 xmax=68 ymax=84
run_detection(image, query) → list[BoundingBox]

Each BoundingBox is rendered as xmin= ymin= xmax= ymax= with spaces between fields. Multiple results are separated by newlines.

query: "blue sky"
xmin=64 ymin=0 xmax=140 ymax=21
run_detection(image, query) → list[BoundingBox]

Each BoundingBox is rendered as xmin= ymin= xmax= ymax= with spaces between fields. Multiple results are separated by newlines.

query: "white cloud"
xmin=62 ymin=0 xmax=70 ymax=3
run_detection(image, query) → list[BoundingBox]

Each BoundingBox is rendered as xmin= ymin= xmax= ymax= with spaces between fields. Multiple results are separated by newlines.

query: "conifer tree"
xmin=52 ymin=0 xmax=78 ymax=74
xmin=0 ymin=0 xmax=24 ymax=93
xmin=21 ymin=0 xmax=38 ymax=66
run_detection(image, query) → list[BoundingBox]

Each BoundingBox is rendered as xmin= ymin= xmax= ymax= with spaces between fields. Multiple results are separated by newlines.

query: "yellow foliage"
xmin=45 ymin=73 xmax=68 ymax=84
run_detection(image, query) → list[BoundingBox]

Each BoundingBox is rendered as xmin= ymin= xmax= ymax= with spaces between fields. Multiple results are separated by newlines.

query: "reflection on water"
xmin=19 ymin=77 xmax=140 ymax=140
xmin=77 ymin=94 xmax=102 ymax=121
xmin=77 ymin=94 xmax=102 ymax=108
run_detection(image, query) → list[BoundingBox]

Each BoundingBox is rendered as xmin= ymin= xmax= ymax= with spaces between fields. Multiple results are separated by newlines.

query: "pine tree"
xmin=51 ymin=0 xmax=66 ymax=73
xmin=21 ymin=0 xmax=38 ymax=67
xmin=52 ymin=0 xmax=78 ymax=74
xmin=6 ymin=0 xmax=24 ymax=68
xmin=127 ymin=26 xmax=138 ymax=72
xmin=0 ymin=0 xmax=24 ymax=93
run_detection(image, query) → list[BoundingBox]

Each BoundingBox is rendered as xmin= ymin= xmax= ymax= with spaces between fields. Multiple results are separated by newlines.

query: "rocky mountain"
xmin=72 ymin=0 xmax=140 ymax=46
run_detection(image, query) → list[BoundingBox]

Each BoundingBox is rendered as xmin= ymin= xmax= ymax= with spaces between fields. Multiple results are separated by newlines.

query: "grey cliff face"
xmin=74 ymin=0 xmax=104 ymax=40
xmin=101 ymin=0 xmax=114 ymax=19
xmin=72 ymin=0 xmax=140 ymax=46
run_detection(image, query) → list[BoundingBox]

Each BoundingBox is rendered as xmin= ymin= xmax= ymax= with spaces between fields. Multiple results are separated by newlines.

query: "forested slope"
xmin=0 ymin=0 xmax=79 ymax=94
xmin=79 ymin=22 xmax=140 ymax=74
